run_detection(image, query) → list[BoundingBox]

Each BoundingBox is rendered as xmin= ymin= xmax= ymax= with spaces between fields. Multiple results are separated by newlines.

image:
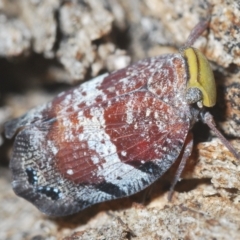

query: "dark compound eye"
xmin=26 ymin=167 xmax=38 ymax=185
xmin=37 ymin=186 xmax=62 ymax=201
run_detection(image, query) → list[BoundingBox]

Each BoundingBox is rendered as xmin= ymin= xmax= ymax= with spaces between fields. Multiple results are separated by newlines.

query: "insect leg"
xmin=168 ymin=132 xmax=193 ymax=201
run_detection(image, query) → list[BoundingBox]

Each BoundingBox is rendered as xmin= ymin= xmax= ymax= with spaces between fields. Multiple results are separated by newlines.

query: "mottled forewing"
xmin=6 ymin=55 xmax=190 ymax=216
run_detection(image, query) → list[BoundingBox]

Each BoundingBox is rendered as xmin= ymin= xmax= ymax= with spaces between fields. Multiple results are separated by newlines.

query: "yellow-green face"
xmin=184 ymin=47 xmax=216 ymax=107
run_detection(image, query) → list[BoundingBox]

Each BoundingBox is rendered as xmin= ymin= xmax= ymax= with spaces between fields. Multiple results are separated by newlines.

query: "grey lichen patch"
xmin=0 ymin=15 xmax=31 ymax=56
xmin=0 ymin=0 xmax=59 ymax=56
xmin=220 ymin=78 xmax=240 ymax=137
xmin=206 ymin=2 xmax=240 ymax=68
xmin=185 ymin=138 xmax=240 ymax=198
xmin=64 ymin=201 xmax=240 ymax=240
xmin=57 ymin=1 xmax=115 ymax=81
xmin=0 ymin=0 xmax=130 ymax=82
xmin=19 ymin=0 xmax=60 ymax=56
xmin=59 ymin=1 xmax=113 ymax=40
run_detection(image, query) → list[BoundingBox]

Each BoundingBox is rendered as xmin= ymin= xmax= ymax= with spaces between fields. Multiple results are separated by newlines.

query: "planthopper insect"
xmin=5 ymin=18 xmax=240 ymax=216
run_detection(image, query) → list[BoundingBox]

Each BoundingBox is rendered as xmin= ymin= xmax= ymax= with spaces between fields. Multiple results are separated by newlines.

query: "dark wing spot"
xmin=137 ymin=161 xmax=162 ymax=175
xmin=96 ymin=182 xmax=126 ymax=198
xmin=26 ymin=167 xmax=38 ymax=185
xmin=37 ymin=186 xmax=62 ymax=201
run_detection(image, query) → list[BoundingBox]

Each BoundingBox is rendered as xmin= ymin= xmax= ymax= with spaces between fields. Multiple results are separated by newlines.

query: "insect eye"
xmin=185 ymin=87 xmax=203 ymax=106
xmin=184 ymin=47 xmax=216 ymax=107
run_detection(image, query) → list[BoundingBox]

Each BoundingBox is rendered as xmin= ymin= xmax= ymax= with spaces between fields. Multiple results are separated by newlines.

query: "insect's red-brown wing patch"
xmin=9 ymin=90 xmax=189 ymax=216
xmin=6 ymin=54 xmax=191 ymax=216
